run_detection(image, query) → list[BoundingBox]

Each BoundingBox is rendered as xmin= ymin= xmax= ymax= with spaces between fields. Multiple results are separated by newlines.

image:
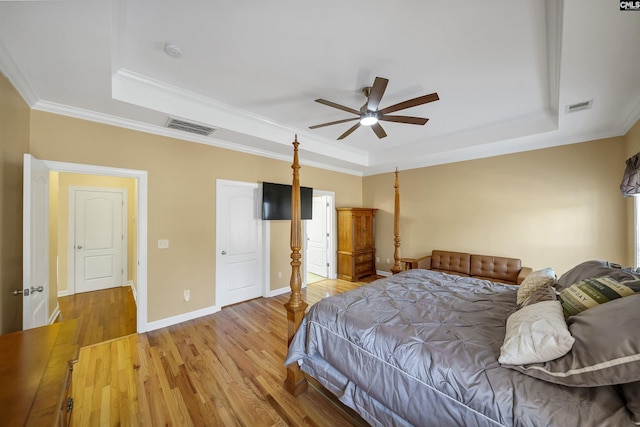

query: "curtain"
xmin=621 ymin=152 xmax=640 ymax=197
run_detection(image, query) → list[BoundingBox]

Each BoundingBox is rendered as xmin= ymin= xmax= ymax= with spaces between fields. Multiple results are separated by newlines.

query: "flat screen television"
xmin=261 ymin=182 xmax=313 ymax=220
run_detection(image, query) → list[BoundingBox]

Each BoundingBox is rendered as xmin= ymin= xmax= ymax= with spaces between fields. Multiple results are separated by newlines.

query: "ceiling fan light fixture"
xmin=360 ymin=112 xmax=378 ymax=126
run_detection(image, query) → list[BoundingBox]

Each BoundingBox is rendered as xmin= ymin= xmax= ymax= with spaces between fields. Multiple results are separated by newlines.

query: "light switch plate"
xmin=158 ymin=239 xmax=169 ymax=249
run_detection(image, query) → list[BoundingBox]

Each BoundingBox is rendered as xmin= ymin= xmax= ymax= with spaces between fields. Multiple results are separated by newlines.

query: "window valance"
xmin=621 ymin=152 xmax=640 ymax=197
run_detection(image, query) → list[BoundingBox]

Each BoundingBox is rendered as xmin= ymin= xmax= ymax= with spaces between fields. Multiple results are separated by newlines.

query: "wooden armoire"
xmin=337 ymin=208 xmax=377 ymax=281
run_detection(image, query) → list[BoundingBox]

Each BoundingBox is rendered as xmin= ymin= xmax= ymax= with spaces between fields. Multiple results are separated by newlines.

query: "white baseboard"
xmin=57 ymin=289 xmax=70 ymax=297
xmin=376 ymin=270 xmax=392 ymax=277
xmin=127 ymin=280 xmax=137 ymax=304
xmin=49 ymin=303 xmax=60 ymax=324
xmin=268 ymin=286 xmax=292 ymax=297
xmin=146 ymin=305 xmax=221 ymax=332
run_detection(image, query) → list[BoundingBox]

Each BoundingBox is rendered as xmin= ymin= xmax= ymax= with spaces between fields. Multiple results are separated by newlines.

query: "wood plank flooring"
xmin=71 ymin=275 xmax=383 ymax=426
xmin=58 ymin=286 xmax=137 ymax=347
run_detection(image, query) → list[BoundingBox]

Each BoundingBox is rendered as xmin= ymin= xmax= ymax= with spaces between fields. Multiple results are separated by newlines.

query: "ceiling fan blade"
xmin=366 ymin=77 xmax=389 ymax=112
xmin=371 ymin=122 xmax=387 ymax=139
xmin=309 ymin=117 xmax=359 ymax=129
xmin=337 ymin=123 xmax=361 ymax=140
xmin=378 ymin=115 xmax=429 ymax=125
xmin=315 ymin=99 xmax=360 ymax=115
xmin=378 ymin=92 xmax=439 ymax=115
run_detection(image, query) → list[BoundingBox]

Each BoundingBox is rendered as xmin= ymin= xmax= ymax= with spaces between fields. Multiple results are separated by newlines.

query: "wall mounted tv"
xmin=262 ymin=182 xmax=313 ymax=220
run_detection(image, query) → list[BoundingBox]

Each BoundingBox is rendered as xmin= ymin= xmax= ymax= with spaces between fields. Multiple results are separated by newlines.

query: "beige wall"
xmin=53 ymin=173 xmax=137 ymax=294
xmin=28 ymin=111 xmax=362 ymax=322
xmin=364 ymin=136 xmax=631 ymax=275
xmin=3 ymin=69 xmax=638 ymax=332
xmin=0 ymin=74 xmax=30 ymax=334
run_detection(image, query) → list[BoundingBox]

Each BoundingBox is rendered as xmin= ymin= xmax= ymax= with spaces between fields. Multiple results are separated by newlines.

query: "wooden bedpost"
xmin=391 ymin=168 xmax=403 ymax=274
xmin=284 ymin=136 xmax=308 ymax=396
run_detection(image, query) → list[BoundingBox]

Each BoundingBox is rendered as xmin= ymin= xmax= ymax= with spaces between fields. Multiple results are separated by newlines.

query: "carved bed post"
xmin=284 ymin=136 xmax=308 ymax=396
xmin=391 ymin=168 xmax=403 ymax=274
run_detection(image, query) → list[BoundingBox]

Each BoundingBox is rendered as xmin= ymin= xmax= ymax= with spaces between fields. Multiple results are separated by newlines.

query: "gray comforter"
xmin=285 ymin=269 xmax=633 ymax=427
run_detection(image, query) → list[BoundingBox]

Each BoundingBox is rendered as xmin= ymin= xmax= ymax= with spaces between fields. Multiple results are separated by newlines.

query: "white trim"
xmin=127 ymin=280 xmax=137 ymax=304
xmin=67 ymin=186 xmax=128 ymax=295
xmin=48 ymin=303 xmax=60 ymax=325
xmin=376 ymin=270 xmax=392 ymax=278
xmin=306 ymin=190 xmax=338 ymax=281
xmin=146 ymin=305 xmax=220 ymax=332
xmin=42 ymin=159 xmax=149 ymax=333
xmin=57 ymin=289 xmax=70 ymax=298
xmin=268 ymin=286 xmax=292 ymax=298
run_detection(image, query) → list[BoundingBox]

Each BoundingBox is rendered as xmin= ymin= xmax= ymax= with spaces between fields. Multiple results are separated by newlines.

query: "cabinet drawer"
xmin=355 ymin=252 xmax=373 ymax=263
xmin=354 ymin=263 xmax=372 ymax=274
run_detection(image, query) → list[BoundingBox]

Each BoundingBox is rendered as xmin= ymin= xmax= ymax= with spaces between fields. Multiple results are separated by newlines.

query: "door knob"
xmin=12 ymin=289 xmax=25 ymax=296
xmin=30 ymin=286 xmax=44 ymax=294
xmin=77 ymin=245 xmax=83 ymax=249
xmin=221 ymin=251 xmax=227 ymax=255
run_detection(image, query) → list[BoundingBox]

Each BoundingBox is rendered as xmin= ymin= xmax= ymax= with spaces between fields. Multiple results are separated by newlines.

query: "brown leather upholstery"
xmin=470 ymin=255 xmax=521 ymax=284
xmin=430 ymin=250 xmax=471 ymax=276
xmin=406 ymin=250 xmax=531 ymax=285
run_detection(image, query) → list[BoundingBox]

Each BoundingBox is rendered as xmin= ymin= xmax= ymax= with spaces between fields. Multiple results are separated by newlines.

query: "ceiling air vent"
xmin=565 ymin=100 xmax=593 ymax=114
xmin=165 ymin=117 xmax=217 ymax=136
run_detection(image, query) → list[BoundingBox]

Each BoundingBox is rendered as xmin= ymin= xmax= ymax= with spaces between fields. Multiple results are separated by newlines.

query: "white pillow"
xmin=516 ymin=267 xmax=556 ymax=305
xmin=498 ymin=300 xmax=574 ymax=365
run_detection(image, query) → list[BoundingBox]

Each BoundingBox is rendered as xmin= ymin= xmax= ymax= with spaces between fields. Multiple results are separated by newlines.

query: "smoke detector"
xmin=164 ymin=42 xmax=182 ymax=58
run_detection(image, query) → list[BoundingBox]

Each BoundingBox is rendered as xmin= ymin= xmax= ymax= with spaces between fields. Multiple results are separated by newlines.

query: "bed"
xmin=282 ymin=138 xmax=640 ymax=426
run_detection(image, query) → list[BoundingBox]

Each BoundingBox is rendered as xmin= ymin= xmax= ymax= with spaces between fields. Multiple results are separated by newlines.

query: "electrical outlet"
xmin=278 ymin=271 xmax=282 ymax=278
xmin=183 ymin=289 xmax=190 ymax=302
xmin=386 ymin=258 xmax=390 ymax=264
xmin=376 ymin=257 xmax=380 ymax=263
xmin=158 ymin=239 xmax=169 ymax=249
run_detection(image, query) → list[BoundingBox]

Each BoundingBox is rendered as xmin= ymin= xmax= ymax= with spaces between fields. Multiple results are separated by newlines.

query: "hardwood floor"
xmin=58 ymin=286 xmax=137 ymax=348
xmin=71 ymin=275 xmax=383 ymax=426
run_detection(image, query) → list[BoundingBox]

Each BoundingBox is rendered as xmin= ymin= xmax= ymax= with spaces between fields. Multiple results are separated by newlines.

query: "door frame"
xmin=44 ymin=159 xmax=148 ymax=333
xmin=304 ymin=189 xmax=337 ymax=280
xmin=68 ymin=186 xmax=128 ymax=295
xmin=215 ymin=179 xmax=265 ymax=307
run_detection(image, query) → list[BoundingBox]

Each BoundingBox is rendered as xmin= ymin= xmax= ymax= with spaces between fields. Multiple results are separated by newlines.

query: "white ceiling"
xmin=1 ymin=1 xmax=639 ymax=176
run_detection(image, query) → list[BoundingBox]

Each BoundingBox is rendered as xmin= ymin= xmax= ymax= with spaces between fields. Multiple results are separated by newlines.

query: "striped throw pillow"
xmin=558 ymin=276 xmax=636 ymax=318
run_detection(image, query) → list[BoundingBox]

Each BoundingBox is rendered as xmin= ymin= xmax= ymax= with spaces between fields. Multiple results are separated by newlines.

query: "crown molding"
xmin=31 ymin=100 xmax=365 ymax=176
xmin=111 ymin=69 xmax=370 ymax=167
xmin=0 ymin=41 xmax=38 ymax=106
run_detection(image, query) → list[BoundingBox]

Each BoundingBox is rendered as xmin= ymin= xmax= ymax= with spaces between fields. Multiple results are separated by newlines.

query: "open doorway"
xmin=305 ymin=190 xmax=336 ymax=284
xmin=26 ymin=156 xmax=148 ymax=338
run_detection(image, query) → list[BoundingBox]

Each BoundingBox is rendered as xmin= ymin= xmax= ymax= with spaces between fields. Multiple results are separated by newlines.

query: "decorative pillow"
xmin=516 ymin=267 xmax=556 ymax=305
xmin=558 ymin=275 xmax=635 ymax=318
xmin=520 ymin=284 xmax=556 ymax=307
xmin=619 ymin=381 xmax=640 ymax=424
xmin=556 ymin=260 xmax=639 ymax=291
xmin=498 ymin=298 xmax=574 ymax=365
xmin=622 ymin=279 xmax=640 ymax=292
xmin=503 ymin=294 xmax=640 ymax=387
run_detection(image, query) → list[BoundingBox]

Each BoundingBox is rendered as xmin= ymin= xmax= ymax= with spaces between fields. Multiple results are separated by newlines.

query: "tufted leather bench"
xmin=403 ymin=250 xmax=531 ymax=285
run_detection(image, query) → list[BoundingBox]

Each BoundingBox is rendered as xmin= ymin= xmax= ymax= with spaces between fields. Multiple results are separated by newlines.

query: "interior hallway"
xmin=58 ymin=286 xmax=137 ymax=348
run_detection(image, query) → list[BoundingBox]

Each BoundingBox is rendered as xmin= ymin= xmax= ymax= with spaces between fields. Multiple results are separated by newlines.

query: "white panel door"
xmin=307 ymin=195 xmax=328 ymax=277
xmin=216 ymin=180 xmax=263 ymax=307
xmin=74 ymin=189 xmax=125 ymax=293
xmin=22 ymin=154 xmax=49 ymax=330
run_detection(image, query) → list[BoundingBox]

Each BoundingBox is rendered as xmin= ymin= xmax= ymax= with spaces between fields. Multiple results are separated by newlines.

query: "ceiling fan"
xmin=309 ymin=77 xmax=439 ymax=140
